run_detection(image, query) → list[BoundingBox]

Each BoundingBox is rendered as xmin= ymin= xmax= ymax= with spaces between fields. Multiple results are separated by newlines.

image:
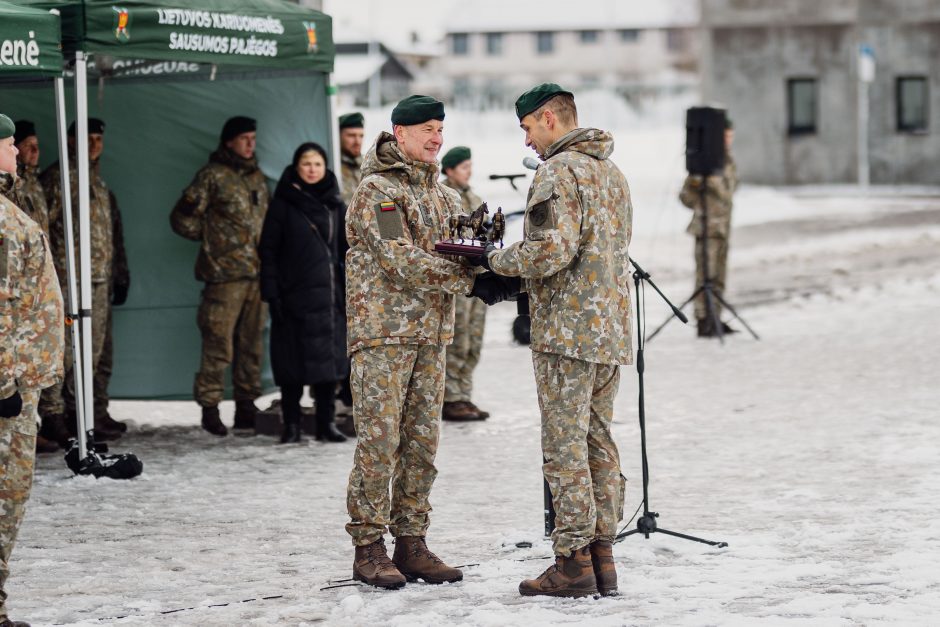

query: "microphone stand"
xmin=615 ymin=257 xmax=727 ymax=548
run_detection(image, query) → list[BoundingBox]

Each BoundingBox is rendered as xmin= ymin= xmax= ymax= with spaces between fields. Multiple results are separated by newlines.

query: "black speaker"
xmin=685 ymin=106 xmax=727 ymax=175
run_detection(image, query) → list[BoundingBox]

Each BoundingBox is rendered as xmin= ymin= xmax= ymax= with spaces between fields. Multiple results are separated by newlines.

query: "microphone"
xmin=522 ymin=157 xmax=540 ymax=170
xmin=489 ymin=173 xmax=526 ymax=181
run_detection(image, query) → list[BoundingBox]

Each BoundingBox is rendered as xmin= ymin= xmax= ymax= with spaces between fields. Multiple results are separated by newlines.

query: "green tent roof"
xmin=0 ymin=0 xmax=63 ymax=76
xmin=17 ymin=0 xmax=334 ymax=72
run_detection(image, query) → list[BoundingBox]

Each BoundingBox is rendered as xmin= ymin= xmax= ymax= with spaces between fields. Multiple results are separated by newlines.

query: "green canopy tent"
xmin=1 ymin=1 xmax=336 ymax=424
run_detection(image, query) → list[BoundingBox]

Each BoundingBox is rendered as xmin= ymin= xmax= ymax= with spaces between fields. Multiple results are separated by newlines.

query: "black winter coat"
xmin=259 ymin=167 xmax=350 ymax=386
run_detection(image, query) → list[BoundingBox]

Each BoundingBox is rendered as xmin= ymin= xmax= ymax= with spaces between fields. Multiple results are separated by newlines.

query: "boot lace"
xmin=410 ymin=538 xmax=444 ymax=565
xmin=365 ymin=541 xmax=397 ymax=571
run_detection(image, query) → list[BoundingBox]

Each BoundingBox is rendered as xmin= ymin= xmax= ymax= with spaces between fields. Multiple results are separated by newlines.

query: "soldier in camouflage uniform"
xmin=170 ymin=116 xmax=268 ymax=437
xmin=440 ymin=146 xmax=489 ymax=422
xmin=11 ymin=121 xmax=59 ymax=454
xmin=344 ymin=95 xmax=512 ymax=589
xmin=482 ymin=84 xmax=632 ymax=598
xmin=1 ymin=114 xmax=66 ymax=627
xmin=40 ymin=118 xmax=122 ymax=442
xmin=679 ymin=118 xmax=739 ymax=337
xmin=339 ymin=112 xmax=365 ymax=206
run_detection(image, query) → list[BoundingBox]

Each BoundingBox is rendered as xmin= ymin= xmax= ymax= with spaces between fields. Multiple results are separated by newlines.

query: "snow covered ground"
xmin=8 ymin=105 xmax=940 ymax=625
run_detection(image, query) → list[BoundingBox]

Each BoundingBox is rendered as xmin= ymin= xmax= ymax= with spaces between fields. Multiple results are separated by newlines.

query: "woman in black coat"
xmin=259 ymin=143 xmax=349 ymax=443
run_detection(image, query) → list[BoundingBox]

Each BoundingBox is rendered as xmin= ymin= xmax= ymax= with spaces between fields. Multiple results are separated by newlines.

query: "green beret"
xmin=339 ymin=112 xmax=364 ymax=129
xmin=725 ymin=117 xmax=734 ymax=130
xmin=0 ymin=114 xmax=14 ymax=140
xmin=391 ymin=95 xmax=445 ymax=126
xmin=441 ymin=146 xmax=471 ymax=171
xmin=515 ymin=83 xmax=573 ymax=120
xmin=68 ymin=118 xmax=106 ymax=137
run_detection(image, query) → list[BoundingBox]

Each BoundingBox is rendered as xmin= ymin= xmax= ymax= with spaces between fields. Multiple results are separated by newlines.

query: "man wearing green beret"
xmin=338 ymin=112 xmax=365 ymax=206
xmin=439 ymin=145 xmax=489 ymax=422
xmin=343 ymin=95 xmax=512 ymax=589
xmin=1 ymin=113 xmax=66 ymax=627
xmin=479 ymin=84 xmax=633 ymax=597
xmin=679 ymin=116 xmax=739 ymax=337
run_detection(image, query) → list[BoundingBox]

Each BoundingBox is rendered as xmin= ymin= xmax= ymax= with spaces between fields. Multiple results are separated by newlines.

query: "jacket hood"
xmin=0 ymin=171 xmax=14 ymax=196
xmin=544 ymin=127 xmax=614 ymax=161
xmin=360 ymin=131 xmax=440 ymax=186
xmin=211 ymin=145 xmax=260 ymax=175
xmin=274 ymin=165 xmax=341 ymax=208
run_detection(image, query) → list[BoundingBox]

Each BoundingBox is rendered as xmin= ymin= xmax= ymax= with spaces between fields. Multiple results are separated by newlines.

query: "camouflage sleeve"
xmin=350 ymin=183 xmax=475 ymax=295
xmin=679 ymin=175 xmax=703 ymax=209
xmin=488 ymin=163 xmax=581 ymax=280
xmin=170 ymin=167 xmax=212 ymax=241
xmin=109 ymin=190 xmax=130 ymax=289
xmin=41 ymin=169 xmax=68 ymax=278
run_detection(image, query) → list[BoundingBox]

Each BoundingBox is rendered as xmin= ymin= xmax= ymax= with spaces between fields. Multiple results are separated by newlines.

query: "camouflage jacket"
xmin=488 ymin=128 xmax=633 ymax=366
xmin=41 ymin=158 xmax=113 ymax=285
xmin=109 ymin=191 xmax=130 ymax=291
xmin=441 ymin=177 xmax=483 ymax=214
xmin=170 ymin=147 xmax=269 ymax=283
xmin=1 ymin=188 xmax=65 ymax=400
xmin=345 ymin=132 xmax=476 ymax=354
xmin=679 ymin=154 xmax=738 ymax=238
xmin=14 ymin=162 xmax=50 ymax=235
xmin=340 ymin=152 xmax=363 ymax=206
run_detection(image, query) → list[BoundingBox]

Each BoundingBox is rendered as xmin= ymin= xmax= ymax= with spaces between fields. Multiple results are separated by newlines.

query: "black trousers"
xmin=280 ymin=382 xmax=335 ymax=424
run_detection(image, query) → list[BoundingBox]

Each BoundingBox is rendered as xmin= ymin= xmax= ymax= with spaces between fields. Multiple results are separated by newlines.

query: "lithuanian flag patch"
xmin=379 ymin=201 xmax=396 ymax=212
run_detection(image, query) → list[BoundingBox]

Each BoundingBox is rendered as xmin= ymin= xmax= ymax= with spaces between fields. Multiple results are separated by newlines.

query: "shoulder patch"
xmin=375 ymin=201 xmax=405 ymax=239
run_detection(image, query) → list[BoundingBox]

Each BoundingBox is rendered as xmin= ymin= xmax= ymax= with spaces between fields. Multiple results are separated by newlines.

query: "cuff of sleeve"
xmin=455 ymin=272 xmax=475 ymax=296
xmin=1 ymin=380 xmax=17 ymax=399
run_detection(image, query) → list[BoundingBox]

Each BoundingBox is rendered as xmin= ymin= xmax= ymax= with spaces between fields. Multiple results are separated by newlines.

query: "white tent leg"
xmin=74 ymin=51 xmax=95 ymax=445
xmin=54 ymin=74 xmax=88 ymax=461
xmin=327 ymin=75 xmax=341 ymax=194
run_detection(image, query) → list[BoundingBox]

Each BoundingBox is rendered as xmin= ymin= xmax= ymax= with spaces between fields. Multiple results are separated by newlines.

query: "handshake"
xmin=467 ymin=243 xmax=520 ymax=306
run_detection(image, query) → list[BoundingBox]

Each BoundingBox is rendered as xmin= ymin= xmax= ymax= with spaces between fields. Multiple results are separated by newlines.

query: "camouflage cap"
xmin=441 ymin=146 xmax=471 ymax=171
xmin=339 ymin=112 xmax=364 ymax=129
xmin=0 ymin=114 xmax=14 ymax=140
xmin=391 ymin=95 xmax=445 ymax=126
xmin=515 ymin=83 xmax=573 ymax=121
xmin=13 ymin=120 xmax=36 ymax=145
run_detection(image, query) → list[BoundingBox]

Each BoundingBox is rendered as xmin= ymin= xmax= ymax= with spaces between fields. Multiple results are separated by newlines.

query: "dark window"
xmin=619 ymin=29 xmax=640 ymax=43
xmin=666 ymin=28 xmax=686 ymax=52
xmin=486 ymin=32 xmax=502 ymax=56
xmin=452 ymin=33 xmax=469 ymax=55
xmin=580 ymin=30 xmax=599 ymax=44
xmin=787 ymin=78 xmax=817 ymax=135
xmin=536 ymin=31 xmax=554 ymax=54
xmin=897 ymin=76 xmax=928 ymax=132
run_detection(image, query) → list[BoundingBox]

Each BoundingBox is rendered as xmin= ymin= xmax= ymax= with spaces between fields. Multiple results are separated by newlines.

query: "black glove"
xmin=468 ymin=242 xmax=496 ymax=271
xmin=268 ymin=298 xmax=284 ymax=325
xmin=470 ymin=272 xmax=521 ymax=306
xmin=112 ymin=282 xmax=129 ymax=306
xmin=512 ymin=292 xmax=531 ymax=344
xmin=0 ymin=390 xmax=23 ymax=418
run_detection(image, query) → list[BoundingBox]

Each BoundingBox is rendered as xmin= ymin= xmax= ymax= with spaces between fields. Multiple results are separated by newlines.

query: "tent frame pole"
xmin=54 ymin=73 xmax=87 ymax=460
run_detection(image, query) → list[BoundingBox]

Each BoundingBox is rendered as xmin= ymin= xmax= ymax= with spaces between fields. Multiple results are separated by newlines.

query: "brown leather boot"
xmin=0 ymin=618 xmax=31 ymax=626
xmin=519 ymin=545 xmax=598 ymax=597
xmin=590 ymin=540 xmax=618 ymax=596
xmin=441 ymin=401 xmax=484 ymax=422
xmin=466 ymin=401 xmax=490 ymax=419
xmin=353 ymin=539 xmax=407 ymax=589
xmin=392 ymin=536 xmax=463 ymax=584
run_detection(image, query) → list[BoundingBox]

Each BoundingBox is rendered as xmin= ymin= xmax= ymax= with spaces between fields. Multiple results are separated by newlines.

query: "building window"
xmin=452 ymin=33 xmax=469 ymax=55
xmin=486 ymin=32 xmax=503 ymax=56
xmin=666 ymin=28 xmax=686 ymax=52
xmin=787 ymin=78 xmax=817 ymax=135
xmin=619 ymin=29 xmax=640 ymax=43
xmin=580 ymin=30 xmax=599 ymax=44
xmin=536 ymin=31 xmax=554 ymax=54
xmin=897 ymin=76 xmax=928 ymax=132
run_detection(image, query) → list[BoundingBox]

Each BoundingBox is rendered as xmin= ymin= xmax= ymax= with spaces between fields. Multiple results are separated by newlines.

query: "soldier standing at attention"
xmin=41 ymin=118 xmax=123 ymax=442
xmin=344 ymin=95 xmax=512 ymax=589
xmin=170 ymin=116 xmax=268 ymax=437
xmin=338 ymin=112 xmax=365 ymax=206
xmin=440 ymin=146 xmax=489 ymax=422
xmin=679 ymin=117 xmax=738 ymax=337
xmin=481 ymin=84 xmax=633 ymax=598
xmin=10 ymin=121 xmax=59 ymax=454
xmin=1 ymin=113 xmax=66 ymax=627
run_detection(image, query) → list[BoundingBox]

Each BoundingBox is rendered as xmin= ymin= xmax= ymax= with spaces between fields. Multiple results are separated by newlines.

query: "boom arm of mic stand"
xmin=629 ymin=257 xmax=688 ymax=324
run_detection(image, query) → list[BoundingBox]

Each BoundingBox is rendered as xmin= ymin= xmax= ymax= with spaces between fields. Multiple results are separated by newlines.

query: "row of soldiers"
xmin=2 ymin=118 xmax=130 ymax=455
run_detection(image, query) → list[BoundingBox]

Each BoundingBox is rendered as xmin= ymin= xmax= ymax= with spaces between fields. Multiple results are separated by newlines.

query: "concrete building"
xmin=333 ymin=41 xmax=414 ymax=107
xmin=701 ymin=0 xmax=940 ymax=185
xmin=439 ymin=0 xmax=700 ymax=109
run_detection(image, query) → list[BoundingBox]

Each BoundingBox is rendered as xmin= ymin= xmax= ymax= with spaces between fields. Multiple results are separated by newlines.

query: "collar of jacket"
xmin=363 ymin=131 xmax=440 ymax=187
xmin=544 ymin=127 xmax=609 ymax=160
xmin=442 ymin=177 xmax=469 ymax=193
xmin=341 ymin=152 xmax=362 ymax=168
xmin=0 ymin=171 xmax=14 ymax=196
xmin=210 ymin=146 xmax=260 ymax=175
xmin=16 ymin=162 xmax=39 ymax=180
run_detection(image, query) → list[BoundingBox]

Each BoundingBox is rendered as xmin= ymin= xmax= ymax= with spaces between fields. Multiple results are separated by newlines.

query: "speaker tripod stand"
xmin=615 ymin=258 xmax=726 ymax=548
xmin=647 ymin=181 xmax=759 ymax=343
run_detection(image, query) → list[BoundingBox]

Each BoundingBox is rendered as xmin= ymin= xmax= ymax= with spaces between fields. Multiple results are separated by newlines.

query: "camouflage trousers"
xmin=533 ymin=351 xmax=626 ymax=556
xmin=42 ymin=281 xmax=110 ymax=417
xmin=693 ymin=235 xmax=729 ymax=321
xmin=194 ymin=280 xmax=265 ymax=407
xmin=444 ymin=296 xmax=487 ymax=403
xmin=0 ymin=389 xmax=38 ymax=620
xmin=346 ymin=344 xmax=444 ymax=546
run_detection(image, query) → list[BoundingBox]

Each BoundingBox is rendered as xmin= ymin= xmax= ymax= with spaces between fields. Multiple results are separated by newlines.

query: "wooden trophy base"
xmin=434 ymin=240 xmax=488 ymax=258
